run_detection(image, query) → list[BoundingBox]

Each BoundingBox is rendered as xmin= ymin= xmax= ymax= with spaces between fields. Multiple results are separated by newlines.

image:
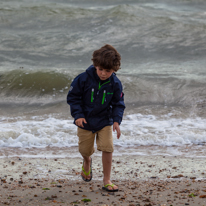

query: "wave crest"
xmin=0 ymin=69 xmax=72 ymax=98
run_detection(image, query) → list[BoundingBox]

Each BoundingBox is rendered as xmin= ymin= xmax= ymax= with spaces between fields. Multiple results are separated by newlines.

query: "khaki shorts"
xmin=77 ymin=125 xmax=114 ymax=157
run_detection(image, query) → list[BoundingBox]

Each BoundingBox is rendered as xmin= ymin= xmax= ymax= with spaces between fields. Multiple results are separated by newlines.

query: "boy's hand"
xmin=75 ymin=118 xmax=87 ymax=128
xmin=113 ymin=122 xmax=121 ymax=139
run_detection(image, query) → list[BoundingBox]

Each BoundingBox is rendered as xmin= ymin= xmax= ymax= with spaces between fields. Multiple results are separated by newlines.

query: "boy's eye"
xmin=106 ymin=70 xmax=110 ymax=73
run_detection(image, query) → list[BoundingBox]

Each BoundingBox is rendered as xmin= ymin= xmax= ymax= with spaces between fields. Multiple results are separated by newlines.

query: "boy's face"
xmin=95 ymin=66 xmax=114 ymax=81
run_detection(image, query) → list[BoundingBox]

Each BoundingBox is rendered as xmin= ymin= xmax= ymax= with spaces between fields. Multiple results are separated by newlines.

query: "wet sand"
xmin=0 ymin=155 xmax=206 ymax=205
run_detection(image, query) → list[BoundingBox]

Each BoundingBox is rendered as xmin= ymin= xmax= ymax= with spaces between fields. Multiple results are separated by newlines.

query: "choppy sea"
xmin=0 ymin=0 xmax=206 ymax=158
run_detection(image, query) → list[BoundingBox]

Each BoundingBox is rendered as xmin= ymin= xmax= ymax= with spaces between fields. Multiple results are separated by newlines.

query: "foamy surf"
xmin=0 ymin=113 xmax=205 ymax=149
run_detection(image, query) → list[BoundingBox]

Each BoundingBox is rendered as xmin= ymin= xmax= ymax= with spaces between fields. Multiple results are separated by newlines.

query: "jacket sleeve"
xmin=67 ymin=74 xmax=85 ymax=121
xmin=111 ymin=81 xmax=125 ymax=125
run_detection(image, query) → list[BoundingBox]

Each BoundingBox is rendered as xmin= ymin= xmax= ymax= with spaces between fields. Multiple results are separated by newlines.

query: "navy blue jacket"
xmin=67 ymin=65 xmax=125 ymax=132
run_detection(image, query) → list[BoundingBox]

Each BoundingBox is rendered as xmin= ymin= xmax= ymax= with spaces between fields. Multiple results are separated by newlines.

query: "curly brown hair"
xmin=91 ymin=44 xmax=121 ymax=72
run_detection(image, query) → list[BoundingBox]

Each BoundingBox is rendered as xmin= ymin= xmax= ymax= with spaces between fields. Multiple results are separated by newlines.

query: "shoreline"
xmin=1 ymin=155 xmax=206 ymax=205
xmin=1 ymin=145 xmax=206 ymax=159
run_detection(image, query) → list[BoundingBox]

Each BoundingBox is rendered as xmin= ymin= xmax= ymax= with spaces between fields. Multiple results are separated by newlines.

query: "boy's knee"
xmin=79 ymin=146 xmax=95 ymax=157
xmin=97 ymin=146 xmax=114 ymax=153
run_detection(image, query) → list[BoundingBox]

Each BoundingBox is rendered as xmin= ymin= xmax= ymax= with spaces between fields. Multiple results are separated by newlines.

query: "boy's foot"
xmin=102 ymin=181 xmax=118 ymax=192
xmin=81 ymin=157 xmax=92 ymax=182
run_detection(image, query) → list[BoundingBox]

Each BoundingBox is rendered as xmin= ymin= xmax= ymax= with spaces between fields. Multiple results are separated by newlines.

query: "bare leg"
xmin=102 ymin=151 xmax=118 ymax=190
xmin=81 ymin=156 xmax=91 ymax=180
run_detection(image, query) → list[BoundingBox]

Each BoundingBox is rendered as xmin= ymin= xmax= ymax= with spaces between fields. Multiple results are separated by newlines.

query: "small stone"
xmin=171 ymin=176 xmax=180 ymax=178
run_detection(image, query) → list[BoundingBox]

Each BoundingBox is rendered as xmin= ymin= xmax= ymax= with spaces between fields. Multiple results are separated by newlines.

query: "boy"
xmin=67 ymin=44 xmax=125 ymax=192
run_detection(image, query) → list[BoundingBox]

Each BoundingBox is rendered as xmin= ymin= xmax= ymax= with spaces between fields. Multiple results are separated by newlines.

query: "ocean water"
xmin=0 ymin=0 xmax=206 ymax=158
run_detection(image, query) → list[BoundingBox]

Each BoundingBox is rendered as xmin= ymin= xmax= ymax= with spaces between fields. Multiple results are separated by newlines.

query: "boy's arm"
xmin=111 ymin=81 xmax=125 ymax=138
xmin=111 ymin=81 xmax=125 ymax=125
xmin=67 ymin=75 xmax=85 ymax=121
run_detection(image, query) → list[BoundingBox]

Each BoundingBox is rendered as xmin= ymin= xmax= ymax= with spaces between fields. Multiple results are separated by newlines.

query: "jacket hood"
xmin=86 ymin=65 xmax=96 ymax=79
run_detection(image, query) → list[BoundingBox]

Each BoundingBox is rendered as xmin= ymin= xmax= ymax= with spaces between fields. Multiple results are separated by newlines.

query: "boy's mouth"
xmin=100 ymin=75 xmax=107 ymax=79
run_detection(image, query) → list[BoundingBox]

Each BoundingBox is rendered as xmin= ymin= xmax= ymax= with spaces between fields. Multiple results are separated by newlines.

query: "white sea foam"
xmin=0 ymin=116 xmax=77 ymax=148
xmin=117 ymin=114 xmax=206 ymax=146
xmin=0 ymin=113 xmax=205 ymax=149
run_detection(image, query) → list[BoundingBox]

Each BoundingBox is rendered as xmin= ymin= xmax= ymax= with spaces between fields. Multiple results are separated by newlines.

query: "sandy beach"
xmin=0 ymin=154 xmax=206 ymax=206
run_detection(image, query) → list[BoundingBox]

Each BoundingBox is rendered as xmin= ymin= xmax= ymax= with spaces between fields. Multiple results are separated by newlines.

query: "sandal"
xmin=81 ymin=158 xmax=92 ymax=182
xmin=102 ymin=183 xmax=118 ymax=192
